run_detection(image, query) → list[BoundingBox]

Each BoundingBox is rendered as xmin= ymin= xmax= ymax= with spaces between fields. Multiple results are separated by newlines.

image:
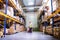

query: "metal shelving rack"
xmin=38 ymin=0 xmax=60 ymax=36
xmin=0 ymin=0 xmax=25 ymax=37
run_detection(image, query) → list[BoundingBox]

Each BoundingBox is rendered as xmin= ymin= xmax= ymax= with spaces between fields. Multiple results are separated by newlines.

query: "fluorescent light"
xmin=28 ymin=0 xmax=34 ymax=5
xmin=28 ymin=2 xmax=34 ymax=5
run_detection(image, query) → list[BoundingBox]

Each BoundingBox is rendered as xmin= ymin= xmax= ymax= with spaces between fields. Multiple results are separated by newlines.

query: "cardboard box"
xmin=8 ymin=24 xmax=16 ymax=34
xmin=0 ymin=28 xmax=4 ymax=36
xmin=19 ymin=25 xmax=25 ymax=32
xmin=16 ymin=24 xmax=20 ymax=32
xmin=0 ymin=31 xmax=3 ymax=36
xmin=57 ymin=0 xmax=60 ymax=8
xmin=46 ymin=26 xmax=52 ymax=34
xmin=0 ymin=4 xmax=14 ymax=17
xmin=53 ymin=27 xmax=60 ymax=38
xmin=4 ymin=4 xmax=14 ymax=17
xmin=12 ymin=0 xmax=16 ymax=5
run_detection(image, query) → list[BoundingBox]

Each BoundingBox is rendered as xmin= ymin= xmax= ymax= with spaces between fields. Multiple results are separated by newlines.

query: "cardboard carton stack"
xmin=46 ymin=26 xmax=52 ymax=34
xmin=53 ymin=27 xmax=60 ymax=38
xmin=43 ymin=27 xmax=45 ymax=33
xmin=12 ymin=0 xmax=16 ymax=5
xmin=16 ymin=24 xmax=20 ymax=32
xmin=16 ymin=24 xmax=25 ymax=32
xmin=0 ymin=4 xmax=14 ymax=17
xmin=8 ymin=24 xmax=16 ymax=34
xmin=39 ymin=25 xmax=43 ymax=32
xmin=13 ymin=16 xmax=20 ymax=20
xmin=0 ymin=28 xmax=4 ymax=37
xmin=20 ymin=25 xmax=25 ymax=32
xmin=57 ymin=0 xmax=60 ymax=8
xmin=8 ymin=23 xmax=25 ymax=34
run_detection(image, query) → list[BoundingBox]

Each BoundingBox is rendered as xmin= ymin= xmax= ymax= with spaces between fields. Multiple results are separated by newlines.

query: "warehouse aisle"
xmin=0 ymin=32 xmax=58 ymax=40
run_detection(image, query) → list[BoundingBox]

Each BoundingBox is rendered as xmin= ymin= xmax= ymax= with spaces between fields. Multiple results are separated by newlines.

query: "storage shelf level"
xmin=0 ymin=12 xmax=21 ymax=24
xmin=47 ymin=9 xmax=60 ymax=19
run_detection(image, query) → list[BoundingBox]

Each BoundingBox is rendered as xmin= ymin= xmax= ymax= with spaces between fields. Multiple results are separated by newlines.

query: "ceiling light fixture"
xmin=28 ymin=0 xmax=34 ymax=5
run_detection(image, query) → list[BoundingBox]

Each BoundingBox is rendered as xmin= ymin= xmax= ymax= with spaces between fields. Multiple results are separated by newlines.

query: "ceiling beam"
xmin=22 ymin=6 xmax=41 ymax=9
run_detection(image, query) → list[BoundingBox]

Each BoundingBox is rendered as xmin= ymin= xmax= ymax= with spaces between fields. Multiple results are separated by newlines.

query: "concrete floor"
xmin=0 ymin=32 xmax=58 ymax=40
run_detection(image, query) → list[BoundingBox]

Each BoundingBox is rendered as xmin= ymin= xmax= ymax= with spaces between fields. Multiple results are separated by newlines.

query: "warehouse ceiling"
xmin=18 ymin=0 xmax=43 ymax=12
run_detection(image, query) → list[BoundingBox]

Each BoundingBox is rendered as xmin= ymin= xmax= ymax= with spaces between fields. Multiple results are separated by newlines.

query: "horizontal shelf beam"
xmin=0 ymin=12 xmax=21 ymax=24
xmin=47 ymin=8 xmax=60 ymax=19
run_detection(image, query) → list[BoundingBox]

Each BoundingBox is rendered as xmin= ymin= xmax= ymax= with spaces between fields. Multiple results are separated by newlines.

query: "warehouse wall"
xmin=25 ymin=12 xmax=38 ymax=28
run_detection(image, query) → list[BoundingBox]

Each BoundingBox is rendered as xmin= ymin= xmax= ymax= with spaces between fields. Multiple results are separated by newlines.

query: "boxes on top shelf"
xmin=4 ymin=4 xmax=14 ymax=17
xmin=12 ymin=0 xmax=16 ymax=5
xmin=16 ymin=3 xmax=20 ymax=9
xmin=57 ymin=0 xmax=60 ymax=8
xmin=15 ymin=0 xmax=22 ymax=13
xmin=0 ymin=4 xmax=14 ymax=17
xmin=52 ymin=0 xmax=57 ymax=11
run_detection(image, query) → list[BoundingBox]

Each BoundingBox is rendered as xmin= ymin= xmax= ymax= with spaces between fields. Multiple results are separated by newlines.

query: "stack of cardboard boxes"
xmin=8 ymin=23 xmax=25 ymax=34
xmin=8 ymin=24 xmax=16 ymax=34
xmin=0 ymin=4 xmax=14 ymax=17
xmin=12 ymin=0 xmax=16 ymax=5
xmin=16 ymin=24 xmax=25 ymax=32
xmin=39 ymin=25 xmax=43 ymax=32
xmin=53 ymin=27 xmax=60 ymax=38
xmin=46 ymin=26 xmax=52 ymax=34
xmin=0 ymin=0 xmax=25 ymax=35
xmin=57 ymin=0 xmax=60 ymax=8
xmin=19 ymin=25 xmax=25 ymax=32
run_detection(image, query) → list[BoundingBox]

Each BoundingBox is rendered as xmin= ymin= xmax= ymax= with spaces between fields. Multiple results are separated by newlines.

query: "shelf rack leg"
xmin=4 ymin=0 xmax=8 ymax=37
xmin=51 ymin=0 xmax=54 ymax=35
xmin=44 ymin=22 xmax=47 ymax=33
xmin=14 ymin=22 xmax=16 ymax=30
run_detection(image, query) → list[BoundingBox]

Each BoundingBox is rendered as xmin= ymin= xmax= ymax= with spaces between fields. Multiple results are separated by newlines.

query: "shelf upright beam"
xmin=14 ymin=0 xmax=17 ymax=30
xmin=4 ymin=0 xmax=8 ymax=37
xmin=14 ymin=22 xmax=16 ymax=30
xmin=51 ymin=0 xmax=54 ymax=34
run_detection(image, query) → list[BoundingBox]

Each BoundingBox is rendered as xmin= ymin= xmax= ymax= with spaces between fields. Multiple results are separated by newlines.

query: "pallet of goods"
xmin=39 ymin=25 xmax=43 ymax=32
xmin=53 ymin=27 xmax=60 ymax=38
xmin=8 ymin=24 xmax=16 ymax=34
xmin=46 ymin=26 xmax=52 ymax=34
